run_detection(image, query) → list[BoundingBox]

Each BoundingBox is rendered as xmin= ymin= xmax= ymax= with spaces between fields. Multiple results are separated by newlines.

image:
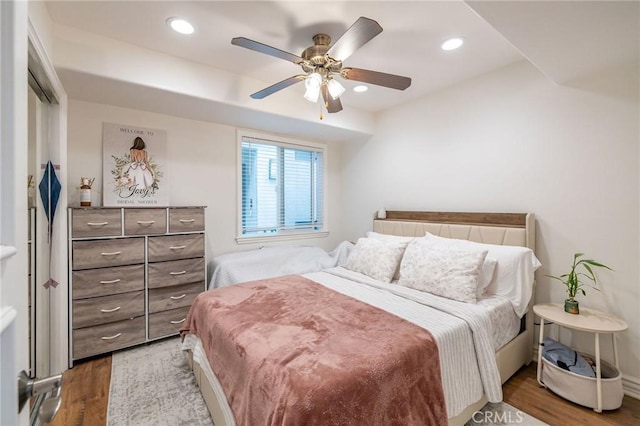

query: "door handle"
xmin=38 ymin=385 xmax=62 ymax=424
xmin=18 ymin=370 xmax=62 ymax=412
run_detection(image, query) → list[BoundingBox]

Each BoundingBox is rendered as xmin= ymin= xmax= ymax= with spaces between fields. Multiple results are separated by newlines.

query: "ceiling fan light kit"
xmin=231 ymin=16 xmax=412 ymax=114
xmin=304 ymin=73 xmax=322 ymax=102
xmin=326 ymin=79 xmax=345 ymax=100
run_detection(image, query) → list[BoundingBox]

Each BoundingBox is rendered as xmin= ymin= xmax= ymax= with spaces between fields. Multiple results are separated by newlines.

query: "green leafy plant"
xmin=547 ymin=253 xmax=613 ymax=300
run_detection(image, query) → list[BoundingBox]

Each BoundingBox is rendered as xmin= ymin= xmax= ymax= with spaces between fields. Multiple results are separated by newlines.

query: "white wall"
xmin=341 ymin=60 xmax=640 ymax=389
xmin=66 ymin=100 xmax=345 ymax=272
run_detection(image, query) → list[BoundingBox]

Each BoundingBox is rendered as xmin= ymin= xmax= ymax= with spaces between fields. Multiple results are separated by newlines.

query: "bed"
xmin=181 ymin=211 xmax=539 ymax=425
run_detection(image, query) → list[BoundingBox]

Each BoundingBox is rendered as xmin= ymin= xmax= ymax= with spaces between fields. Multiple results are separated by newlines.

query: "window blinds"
xmin=241 ymin=136 xmax=324 ymax=236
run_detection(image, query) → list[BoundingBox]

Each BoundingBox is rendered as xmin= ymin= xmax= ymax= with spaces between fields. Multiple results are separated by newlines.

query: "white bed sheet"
xmin=208 ymin=241 xmax=353 ymax=289
xmin=386 ymin=282 xmax=521 ymax=351
xmin=184 ymin=267 xmax=504 ymax=420
xmin=477 ymin=294 xmax=521 ymax=351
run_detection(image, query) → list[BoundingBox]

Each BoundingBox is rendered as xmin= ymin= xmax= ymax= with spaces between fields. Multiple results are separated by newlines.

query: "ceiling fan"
xmin=231 ymin=17 xmax=411 ymax=114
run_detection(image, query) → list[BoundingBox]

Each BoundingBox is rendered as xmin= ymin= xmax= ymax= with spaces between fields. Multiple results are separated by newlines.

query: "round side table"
xmin=533 ymin=303 xmax=628 ymax=413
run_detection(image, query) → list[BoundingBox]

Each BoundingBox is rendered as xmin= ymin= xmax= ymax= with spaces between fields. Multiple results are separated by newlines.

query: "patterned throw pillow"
xmin=398 ymin=241 xmax=487 ymax=303
xmin=422 ymin=234 xmax=497 ymax=294
xmin=343 ymin=238 xmax=407 ymax=283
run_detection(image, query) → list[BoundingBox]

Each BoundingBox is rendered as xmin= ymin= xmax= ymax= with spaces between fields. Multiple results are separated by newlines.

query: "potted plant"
xmin=548 ymin=253 xmax=612 ymax=314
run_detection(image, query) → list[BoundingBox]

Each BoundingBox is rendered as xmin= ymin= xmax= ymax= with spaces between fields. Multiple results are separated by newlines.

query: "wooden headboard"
xmin=373 ymin=211 xmax=535 ymax=251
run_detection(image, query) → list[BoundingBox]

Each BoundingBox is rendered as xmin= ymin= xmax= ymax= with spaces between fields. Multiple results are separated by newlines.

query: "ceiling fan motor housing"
xmin=301 ymin=34 xmax=342 ymax=74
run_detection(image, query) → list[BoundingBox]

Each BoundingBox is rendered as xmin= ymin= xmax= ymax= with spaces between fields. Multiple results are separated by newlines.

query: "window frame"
xmin=236 ymin=129 xmax=329 ymax=244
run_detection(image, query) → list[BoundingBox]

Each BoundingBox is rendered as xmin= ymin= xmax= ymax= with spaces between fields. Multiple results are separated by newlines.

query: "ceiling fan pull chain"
xmin=319 ymin=101 xmax=323 ymax=120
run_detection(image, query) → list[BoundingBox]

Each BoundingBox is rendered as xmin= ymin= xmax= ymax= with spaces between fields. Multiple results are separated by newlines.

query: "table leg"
xmin=537 ymin=318 xmax=545 ymax=387
xmin=595 ymin=332 xmax=602 ymax=413
xmin=612 ymin=333 xmax=620 ymax=369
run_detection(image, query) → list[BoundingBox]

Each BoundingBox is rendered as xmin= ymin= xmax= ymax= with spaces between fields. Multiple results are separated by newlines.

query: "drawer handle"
xmin=169 ymin=245 xmax=186 ymax=250
xmin=101 ymin=333 xmax=122 ymax=340
xmin=137 ymin=220 xmax=155 ymax=225
xmin=100 ymin=279 xmax=121 ymax=284
xmin=87 ymin=221 xmax=109 ymax=227
xmin=169 ymin=270 xmax=187 ymax=276
xmin=179 ymin=219 xmax=195 ymax=223
xmin=170 ymin=294 xmax=187 ymax=300
xmin=101 ymin=251 xmax=122 ymax=256
xmin=100 ymin=306 xmax=121 ymax=313
xmin=170 ymin=318 xmax=186 ymax=324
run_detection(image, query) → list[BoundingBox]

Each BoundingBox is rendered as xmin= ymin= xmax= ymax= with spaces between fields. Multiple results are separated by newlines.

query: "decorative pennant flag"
xmin=38 ymin=161 xmax=61 ymax=289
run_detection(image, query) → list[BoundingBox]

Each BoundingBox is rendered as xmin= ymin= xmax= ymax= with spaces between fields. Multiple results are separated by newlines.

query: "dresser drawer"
xmin=149 ymin=282 xmax=202 ymax=313
xmin=72 ymin=208 xmax=122 ymax=238
xmin=124 ymin=208 xmax=167 ymax=235
xmin=72 ymin=237 xmax=144 ymax=270
xmin=148 ymin=234 xmax=204 ymax=262
xmin=73 ymin=316 xmax=145 ymax=359
xmin=169 ymin=208 xmax=205 ymax=233
xmin=72 ymin=264 xmax=144 ymax=299
xmin=148 ymin=307 xmax=190 ymax=340
xmin=72 ymin=291 xmax=144 ymax=329
xmin=148 ymin=258 xmax=205 ymax=289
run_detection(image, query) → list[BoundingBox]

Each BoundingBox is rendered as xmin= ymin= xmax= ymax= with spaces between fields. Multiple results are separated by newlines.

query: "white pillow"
xmin=343 ymin=238 xmax=407 ymax=283
xmin=365 ymin=231 xmax=415 ymax=280
xmin=398 ymin=240 xmax=487 ymax=303
xmin=425 ymin=233 xmax=541 ymax=317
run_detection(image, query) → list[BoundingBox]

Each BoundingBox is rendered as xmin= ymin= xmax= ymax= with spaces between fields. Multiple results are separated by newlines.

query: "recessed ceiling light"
xmin=167 ymin=17 xmax=195 ymax=35
xmin=353 ymin=85 xmax=368 ymax=93
xmin=441 ymin=37 xmax=464 ymax=51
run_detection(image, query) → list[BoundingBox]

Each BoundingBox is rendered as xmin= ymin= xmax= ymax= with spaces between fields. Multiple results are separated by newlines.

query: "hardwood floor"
xmin=48 ymin=356 xmax=111 ymax=426
xmin=503 ymin=364 xmax=640 ymax=426
xmin=48 ymin=357 xmax=639 ymax=426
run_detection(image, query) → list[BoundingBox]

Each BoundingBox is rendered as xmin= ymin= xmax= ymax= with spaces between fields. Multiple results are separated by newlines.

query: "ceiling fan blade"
xmin=342 ymin=67 xmax=411 ymax=90
xmin=250 ymin=75 xmax=306 ymax=99
xmin=232 ymin=37 xmax=304 ymax=64
xmin=327 ymin=17 xmax=383 ymax=62
xmin=321 ymin=84 xmax=343 ymax=113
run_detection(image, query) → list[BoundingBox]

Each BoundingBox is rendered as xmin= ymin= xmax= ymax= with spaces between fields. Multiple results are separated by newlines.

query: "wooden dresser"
xmin=68 ymin=206 xmax=206 ymax=366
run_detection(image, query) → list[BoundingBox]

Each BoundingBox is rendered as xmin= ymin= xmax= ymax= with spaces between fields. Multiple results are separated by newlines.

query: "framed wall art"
xmin=103 ymin=123 xmax=168 ymax=206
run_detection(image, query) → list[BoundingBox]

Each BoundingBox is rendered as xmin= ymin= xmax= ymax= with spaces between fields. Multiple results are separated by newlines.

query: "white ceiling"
xmin=45 ymin=1 xmax=639 ymax=118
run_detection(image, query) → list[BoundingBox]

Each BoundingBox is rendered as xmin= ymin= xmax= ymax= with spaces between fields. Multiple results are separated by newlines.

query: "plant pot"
xmin=564 ymin=299 xmax=579 ymax=314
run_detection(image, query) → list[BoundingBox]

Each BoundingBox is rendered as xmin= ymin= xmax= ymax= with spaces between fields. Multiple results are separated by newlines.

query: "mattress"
xmin=183 ymin=267 xmax=508 ymax=421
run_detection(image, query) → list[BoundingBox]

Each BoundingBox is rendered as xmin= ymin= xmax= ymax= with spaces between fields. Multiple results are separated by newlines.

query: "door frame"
xmin=27 ymin=16 xmax=69 ymax=376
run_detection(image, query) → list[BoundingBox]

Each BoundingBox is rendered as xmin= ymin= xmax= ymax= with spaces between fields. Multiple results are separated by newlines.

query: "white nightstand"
xmin=533 ymin=303 xmax=628 ymax=413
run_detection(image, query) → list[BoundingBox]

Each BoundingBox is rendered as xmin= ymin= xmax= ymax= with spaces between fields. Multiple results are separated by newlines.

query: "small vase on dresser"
xmin=68 ymin=206 xmax=206 ymax=367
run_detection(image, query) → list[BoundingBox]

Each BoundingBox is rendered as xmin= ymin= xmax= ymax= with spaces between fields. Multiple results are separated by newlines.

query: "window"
xmin=238 ymin=131 xmax=326 ymax=242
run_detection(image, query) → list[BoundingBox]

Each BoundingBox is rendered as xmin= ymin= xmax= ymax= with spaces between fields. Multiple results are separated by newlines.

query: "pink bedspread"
xmin=181 ymin=275 xmax=447 ymax=425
